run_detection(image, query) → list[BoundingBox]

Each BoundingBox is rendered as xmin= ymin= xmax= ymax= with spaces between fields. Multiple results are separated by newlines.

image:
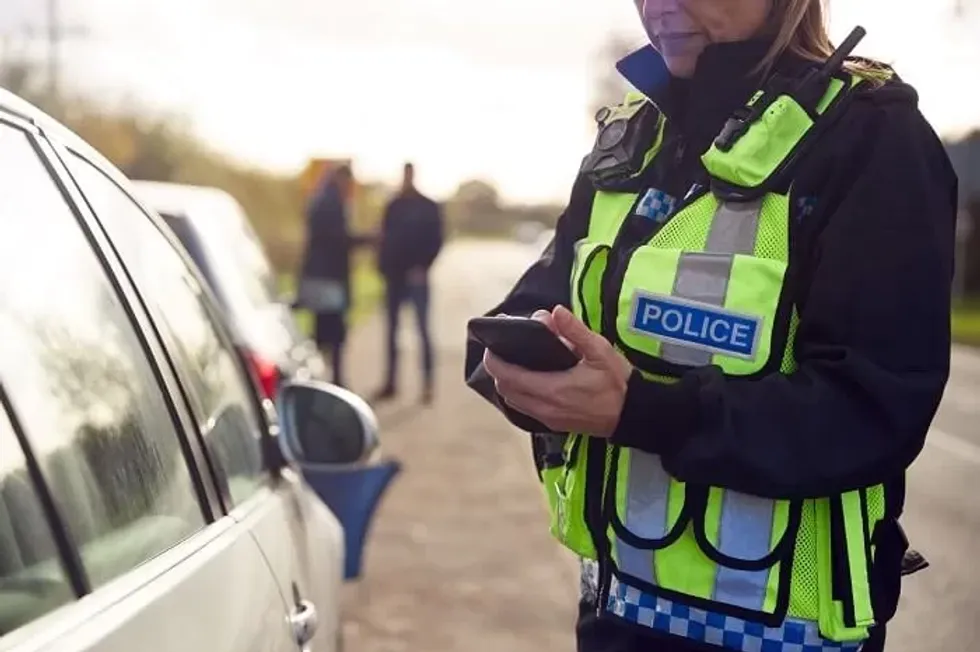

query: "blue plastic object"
xmin=300 ymin=460 xmax=402 ymax=581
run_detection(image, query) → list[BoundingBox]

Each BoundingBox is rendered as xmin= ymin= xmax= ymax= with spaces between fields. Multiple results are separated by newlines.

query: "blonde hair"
xmin=757 ymin=0 xmax=890 ymax=84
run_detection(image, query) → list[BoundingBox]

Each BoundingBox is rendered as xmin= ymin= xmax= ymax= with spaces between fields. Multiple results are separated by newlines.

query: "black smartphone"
xmin=468 ymin=316 xmax=580 ymax=372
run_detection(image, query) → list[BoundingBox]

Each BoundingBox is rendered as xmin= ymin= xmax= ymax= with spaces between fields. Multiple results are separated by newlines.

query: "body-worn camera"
xmin=580 ymin=96 xmax=662 ymax=191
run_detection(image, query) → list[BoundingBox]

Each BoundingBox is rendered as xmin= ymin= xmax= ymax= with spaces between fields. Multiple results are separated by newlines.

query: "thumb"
xmin=531 ymin=309 xmax=558 ymax=333
xmin=552 ymin=305 xmax=608 ymax=362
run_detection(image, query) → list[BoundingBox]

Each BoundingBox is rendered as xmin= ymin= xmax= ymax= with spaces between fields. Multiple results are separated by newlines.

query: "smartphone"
xmin=468 ymin=316 xmax=580 ymax=372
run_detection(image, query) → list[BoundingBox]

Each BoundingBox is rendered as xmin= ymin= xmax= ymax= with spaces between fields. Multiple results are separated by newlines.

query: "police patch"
xmin=629 ymin=292 xmax=762 ymax=360
xmin=634 ymin=188 xmax=676 ymax=224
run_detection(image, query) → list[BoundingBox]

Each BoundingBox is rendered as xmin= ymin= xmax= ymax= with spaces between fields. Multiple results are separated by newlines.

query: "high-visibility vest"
xmin=541 ymin=71 xmax=893 ymax=650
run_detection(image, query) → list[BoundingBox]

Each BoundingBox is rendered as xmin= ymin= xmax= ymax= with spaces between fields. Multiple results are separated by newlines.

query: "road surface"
xmin=347 ymin=240 xmax=979 ymax=651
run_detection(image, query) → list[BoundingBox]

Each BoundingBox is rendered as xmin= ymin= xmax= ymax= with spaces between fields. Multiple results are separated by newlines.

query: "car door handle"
xmin=289 ymin=599 xmax=319 ymax=648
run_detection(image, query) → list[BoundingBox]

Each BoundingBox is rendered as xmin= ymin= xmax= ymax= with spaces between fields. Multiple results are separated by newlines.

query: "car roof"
xmin=0 ymin=87 xmax=147 ymax=198
xmin=129 ymin=180 xmax=240 ymax=224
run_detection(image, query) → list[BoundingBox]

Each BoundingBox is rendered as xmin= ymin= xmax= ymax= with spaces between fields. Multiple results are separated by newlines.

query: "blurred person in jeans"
xmin=374 ymin=162 xmax=444 ymax=404
xmin=298 ymin=164 xmax=369 ymax=387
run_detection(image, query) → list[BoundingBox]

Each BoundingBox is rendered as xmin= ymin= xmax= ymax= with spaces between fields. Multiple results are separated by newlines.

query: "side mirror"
xmin=277 ymin=380 xmax=379 ymax=466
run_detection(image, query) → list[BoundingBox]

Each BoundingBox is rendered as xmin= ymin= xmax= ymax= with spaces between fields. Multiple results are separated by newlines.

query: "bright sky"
xmin=4 ymin=0 xmax=980 ymax=203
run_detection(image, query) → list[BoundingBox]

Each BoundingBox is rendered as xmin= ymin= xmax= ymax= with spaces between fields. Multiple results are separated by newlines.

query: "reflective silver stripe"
xmin=705 ymin=199 xmax=763 ymax=255
xmin=660 ymin=253 xmax=733 ymax=365
xmin=615 ymin=452 xmax=671 ymax=584
xmin=712 ymin=492 xmax=777 ymax=611
xmin=660 ymin=199 xmax=762 ymax=365
xmin=615 ymin=198 xmax=780 ymax=612
xmin=617 ymin=541 xmax=655 ymax=585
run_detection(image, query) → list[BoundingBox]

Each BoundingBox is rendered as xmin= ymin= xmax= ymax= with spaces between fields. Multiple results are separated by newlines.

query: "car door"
xmin=0 ymin=113 xmax=297 ymax=652
xmin=59 ymin=148 xmax=344 ymax=652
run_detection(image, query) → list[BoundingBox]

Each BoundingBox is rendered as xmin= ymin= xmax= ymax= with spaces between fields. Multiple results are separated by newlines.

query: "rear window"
xmin=225 ymin=216 xmax=279 ymax=307
xmin=171 ymin=199 xmax=279 ymax=317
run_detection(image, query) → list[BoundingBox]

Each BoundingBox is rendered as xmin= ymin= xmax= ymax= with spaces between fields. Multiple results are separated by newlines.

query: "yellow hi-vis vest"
xmin=542 ymin=72 xmax=894 ymax=650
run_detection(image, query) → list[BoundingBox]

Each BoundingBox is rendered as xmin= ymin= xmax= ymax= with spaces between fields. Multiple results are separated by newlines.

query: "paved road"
xmin=433 ymin=239 xmax=979 ymax=650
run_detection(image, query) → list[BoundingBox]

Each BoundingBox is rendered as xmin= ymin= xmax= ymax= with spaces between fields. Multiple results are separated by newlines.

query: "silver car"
xmin=0 ymin=88 xmax=396 ymax=652
xmin=130 ymin=180 xmax=328 ymax=399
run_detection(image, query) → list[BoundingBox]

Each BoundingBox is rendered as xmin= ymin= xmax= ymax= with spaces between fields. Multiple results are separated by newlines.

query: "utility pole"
xmin=952 ymin=0 xmax=977 ymax=17
xmin=46 ymin=0 xmax=58 ymax=101
xmin=4 ymin=0 xmax=88 ymax=105
xmin=42 ymin=0 xmax=88 ymax=104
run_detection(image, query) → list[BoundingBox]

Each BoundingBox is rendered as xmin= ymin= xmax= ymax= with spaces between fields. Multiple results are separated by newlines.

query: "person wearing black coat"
xmin=299 ymin=165 xmax=371 ymax=387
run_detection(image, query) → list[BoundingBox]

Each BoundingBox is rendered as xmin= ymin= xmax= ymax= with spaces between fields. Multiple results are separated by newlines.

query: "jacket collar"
xmin=614 ymin=39 xmax=803 ymax=143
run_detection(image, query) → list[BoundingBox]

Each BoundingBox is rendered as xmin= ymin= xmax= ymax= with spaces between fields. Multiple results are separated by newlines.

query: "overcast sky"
xmin=3 ymin=0 xmax=979 ymax=202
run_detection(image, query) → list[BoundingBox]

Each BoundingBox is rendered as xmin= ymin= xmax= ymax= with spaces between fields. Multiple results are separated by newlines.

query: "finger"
xmin=530 ymin=309 xmax=558 ymax=333
xmin=485 ymin=352 xmax=548 ymax=395
xmin=483 ymin=349 xmax=516 ymax=379
xmin=552 ymin=305 xmax=609 ymax=362
xmin=502 ymin=389 xmax=560 ymax=424
xmin=495 ymin=369 xmax=555 ymax=402
xmin=557 ymin=333 xmax=579 ymax=354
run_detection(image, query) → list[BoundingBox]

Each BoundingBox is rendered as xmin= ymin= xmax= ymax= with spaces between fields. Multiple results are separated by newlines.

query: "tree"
xmin=0 ymin=50 xmax=50 ymax=110
xmin=445 ymin=179 xmax=503 ymax=235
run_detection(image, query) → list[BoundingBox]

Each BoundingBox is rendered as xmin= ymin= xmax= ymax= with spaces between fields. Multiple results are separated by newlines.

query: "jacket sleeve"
xmin=464 ymin=173 xmax=594 ymax=430
xmin=419 ymin=201 xmax=445 ymax=269
xmin=610 ymin=102 xmax=958 ymax=500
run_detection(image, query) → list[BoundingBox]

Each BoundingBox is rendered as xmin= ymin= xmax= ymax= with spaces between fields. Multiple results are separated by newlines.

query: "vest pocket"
xmin=615 ymin=247 xmax=789 ymax=379
xmin=571 ymin=241 xmax=611 ymax=332
xmin=606 ymin=445 xmax=691 ymax=550
xmin=603 ymin=446 xmax=798 ymax=624
xmin=546 ymin=433 xmax=597 ymax=559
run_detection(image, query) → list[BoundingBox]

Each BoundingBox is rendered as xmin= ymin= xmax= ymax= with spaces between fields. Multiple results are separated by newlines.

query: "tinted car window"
xmin=0 ymin=404 xmax=74 ymax=636
xmin=67 ymin=157 xmax=267 ymax=507
xmin=189 ymin=198 xmax=280 ymax=312
xmin=0 ymin=126 xmax=205 ymax=590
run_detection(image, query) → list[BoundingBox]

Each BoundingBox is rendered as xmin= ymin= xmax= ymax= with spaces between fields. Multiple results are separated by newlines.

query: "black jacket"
xmin=378 ymin=190 xmax=444 ymax=280
xmin=301 ymin=181 xmax=353 ymax=295
xmin=464 ymin=38 xmax=956 ymax=634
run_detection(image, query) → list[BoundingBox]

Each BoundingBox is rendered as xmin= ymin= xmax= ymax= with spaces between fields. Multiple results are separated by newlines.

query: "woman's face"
xmin=637 ymin=0 xmax=772 ymax=77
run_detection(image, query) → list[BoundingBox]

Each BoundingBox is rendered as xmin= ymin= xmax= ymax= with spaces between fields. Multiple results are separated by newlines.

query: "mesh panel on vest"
xmin=866 ymin=484 xmax=886 ymax=548
xmin=790 ymin=503 xmax=820 ymax=620
xmin=649 ymin=194 xmax=716 ymax=250
xmin=752 ymin=196 xmax=790 ymax=261
xmin=779 ymin=313 xmax=800 ymax=374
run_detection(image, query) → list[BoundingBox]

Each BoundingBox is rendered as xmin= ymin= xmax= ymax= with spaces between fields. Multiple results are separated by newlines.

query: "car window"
xmin=0 ymin=126 xmax=205 ymax=591
xmin=66 ymin=156 xmax=267 ymax=508
xmin=192 ymin=198 xmax=280 ymax=312
xmin=0 ymin=404 xmax=74 ymax=637
xmin=157 ymin=212 xmax=224 ymax=304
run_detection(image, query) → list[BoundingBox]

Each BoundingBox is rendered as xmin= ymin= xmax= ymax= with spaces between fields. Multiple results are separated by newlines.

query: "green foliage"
xmin=952 ymin=302 xmax=980 ymax=346
xmin=444 ymin=178 xmax=563 ymax=237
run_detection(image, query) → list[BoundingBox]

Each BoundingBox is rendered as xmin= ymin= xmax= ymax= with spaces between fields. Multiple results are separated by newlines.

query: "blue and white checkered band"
xmin=635 ymin=188 xmax=677 ymax=224
xmin=606 ymin=578 xmax=863 ymax=652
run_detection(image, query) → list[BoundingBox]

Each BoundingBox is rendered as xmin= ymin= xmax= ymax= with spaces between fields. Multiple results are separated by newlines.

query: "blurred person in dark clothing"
xmin=374 ymin=162 xmax=444 ymax=404
xmin=298 ymin=164 xmax=370 ymax=387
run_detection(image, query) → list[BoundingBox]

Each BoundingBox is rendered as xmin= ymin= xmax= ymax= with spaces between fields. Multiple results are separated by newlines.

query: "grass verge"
xmin=952 ymin=303 xmax=980 ymax=347
xmin=279 ymin=253 xmax=383 ymax=337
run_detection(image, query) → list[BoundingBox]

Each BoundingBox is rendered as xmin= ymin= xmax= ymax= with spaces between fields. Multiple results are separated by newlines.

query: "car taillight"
xmin=243 ymin=349 xmax=280 ymax=399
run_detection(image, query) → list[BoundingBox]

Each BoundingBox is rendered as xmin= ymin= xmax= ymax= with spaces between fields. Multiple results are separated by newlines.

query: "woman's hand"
xmin=484 ymin=306 xmax=633 ymax=437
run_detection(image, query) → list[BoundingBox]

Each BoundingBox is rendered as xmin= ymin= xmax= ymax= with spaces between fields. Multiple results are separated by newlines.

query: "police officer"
xmin=464 ymin=0 xmax=957 ymax=651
